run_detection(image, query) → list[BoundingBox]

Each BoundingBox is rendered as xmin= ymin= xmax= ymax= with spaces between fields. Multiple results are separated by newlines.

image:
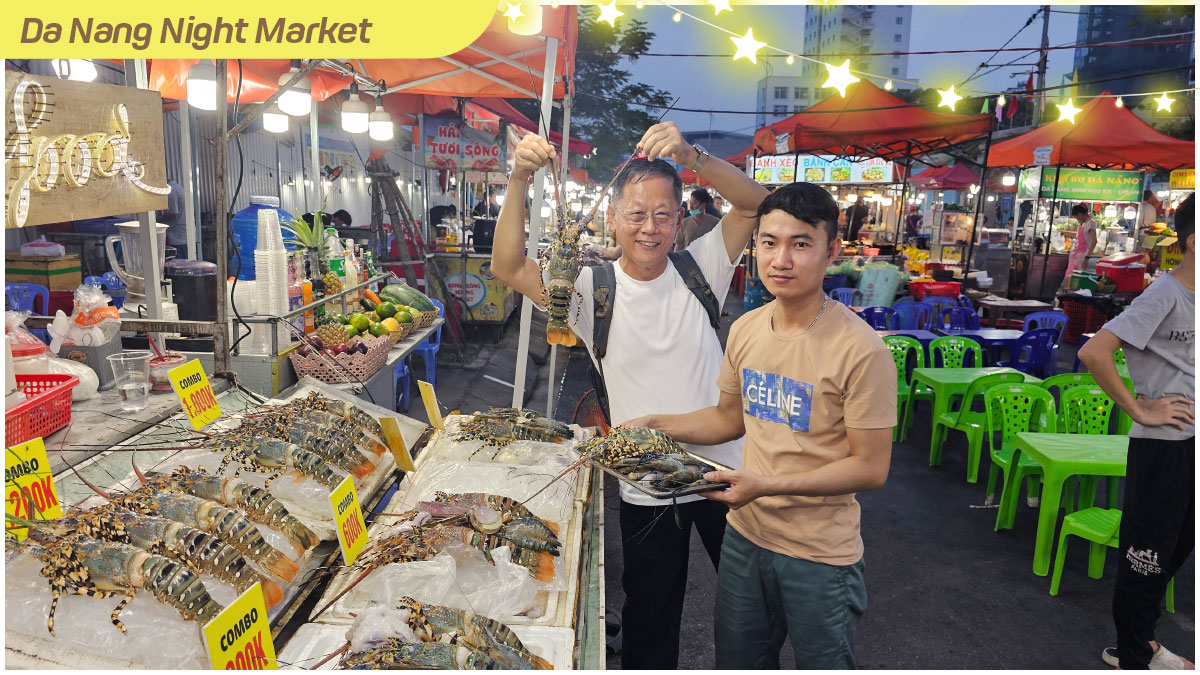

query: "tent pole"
xmin=310 ymin=106 xmax=322 ymax=210
xmin=965 ymin=130 xmax=994 ymax=278
xmin=213 ymin=59 xmax=231 ymax=377
xmin=891 ymin=143 xmax=913 ymax=264
xmin=1036 ymin=164 xmax=1063 ymax=302
xmin=179 ymin=101 xmax=199 ymax=260
xmin=512 ymin=36 xmax=559 ymax=409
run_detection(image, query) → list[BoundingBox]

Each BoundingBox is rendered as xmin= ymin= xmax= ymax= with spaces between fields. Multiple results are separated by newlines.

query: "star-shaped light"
xmin=708 ymin=0 xmax=732 ymax=15
xmin=1055 ymin=98 xmax=1082 ymax=124
xmin=821 ymin=59 xmax=860 ymax=98
xmin=503 ymin=2 xmax=524 ymax=22
xmin=997 ymin=94 xmax=1006 ymax=107
xmin=730 ymin=27 xmax=766 ymax=64
xmin=1154 ymin=92 xmax=1175 ymax=112
xmin=937 ymin=85 xmax=963 ymax=110
xmin=884 ymin=79 xmax=894 ymax=91
xmin=596 ymin=0 xmax=623 ymax=27
xmin=786 ymin=54 xmax=795 ymax=65
xmin=1115 ymin=96 xmax=1124 ymax=108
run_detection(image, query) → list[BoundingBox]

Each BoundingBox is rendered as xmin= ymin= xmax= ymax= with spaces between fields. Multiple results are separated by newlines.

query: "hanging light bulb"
xmin=884 ymin=79 xmax=894 ymax=91
xmin=365 ymin=176 xmax=372 ymax=185
xmin=262 ymin=103 xmax=289 ymax=134
xmin=846 ymin=194 xmax=858 ymax=203
xmin=1157 ymin=189 xmax=1170 ymax=199
xmin=368 ymin=99 xmax=393 ymax=141
xmin=1103 ymin=204 xmax=1118 ymax=218
xmin=881 ymin=197 xmax=893 ymax=206
xmin=786 ymin=55 xmax=795 ymax=65
xmin=986 ymin=195 xmax=996 ymax=202
xmin=1001 ymin=171 xmax=1016 ymax=187
xmin=1123 ymin=206 xmax=1138 ymax=220
xmin=341 ymin=83 xmax=369 ymax=134
xmin=997 ymin=94 xmax=1007 ymax=107
xmin=636 ymin=0 xmax=643 ymax=7
xmin=186 ymin=59 xmax=218 ymax=111
xmin=277 ymin=61 xmax=312 ymax=117
xmin=51 ymin=59 xmax=98 ymax=82
xmin=1115 ymin=96 xmax=1124 ymax=108
xmin=672 ymin=11 xmax=682 ymax=22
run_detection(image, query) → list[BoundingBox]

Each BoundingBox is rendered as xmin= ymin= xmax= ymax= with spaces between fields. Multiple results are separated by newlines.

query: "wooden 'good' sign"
xmin=5 ymin=72 xmax=168 ymax=228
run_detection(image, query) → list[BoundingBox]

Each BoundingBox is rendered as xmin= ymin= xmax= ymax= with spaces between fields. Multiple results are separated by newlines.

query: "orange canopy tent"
xmin=987 ymin=92 xmax=1194 ymax=171
xmin=755 ymin=81 xmax=993 ymax=162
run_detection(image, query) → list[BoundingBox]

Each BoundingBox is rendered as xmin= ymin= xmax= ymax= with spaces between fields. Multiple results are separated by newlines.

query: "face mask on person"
xmin=689 ymin=208 xmax=702 ymax=217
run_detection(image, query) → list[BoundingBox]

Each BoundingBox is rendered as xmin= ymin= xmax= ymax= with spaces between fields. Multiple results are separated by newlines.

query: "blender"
xmin=105 ymin=221 xmax=180 ymax=330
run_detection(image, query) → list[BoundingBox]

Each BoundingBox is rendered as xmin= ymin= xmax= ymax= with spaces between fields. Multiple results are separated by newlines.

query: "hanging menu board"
xmin=753 ymin=154 xmax=894 ymax=185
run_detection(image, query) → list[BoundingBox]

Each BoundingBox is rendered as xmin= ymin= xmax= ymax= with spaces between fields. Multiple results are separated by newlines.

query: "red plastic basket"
xmin=1062 ymin=300 xmax=1108 ymax=344
xmin=5 ymin=374 xmax=79 ymax=447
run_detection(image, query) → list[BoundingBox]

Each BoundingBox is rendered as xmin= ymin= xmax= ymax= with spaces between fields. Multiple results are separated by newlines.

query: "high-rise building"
xmin=756 ymin=5 xmax=913 ymax=129
xmin=1072 ymin=6 xmax=1194 ymax=98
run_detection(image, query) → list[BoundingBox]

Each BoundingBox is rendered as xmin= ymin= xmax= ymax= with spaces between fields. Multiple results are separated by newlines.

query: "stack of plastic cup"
xmin=254 ymin=208 xmax=291 ymax=349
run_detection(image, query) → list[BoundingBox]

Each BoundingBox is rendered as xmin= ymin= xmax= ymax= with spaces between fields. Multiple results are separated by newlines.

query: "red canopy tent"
xmin=987 ymin=93 xmax=1194 ymax=171
xmin=909 ymin=163 xmax=980 ymax=190
xmin=754 ymin=81 xmax=994 ymax=161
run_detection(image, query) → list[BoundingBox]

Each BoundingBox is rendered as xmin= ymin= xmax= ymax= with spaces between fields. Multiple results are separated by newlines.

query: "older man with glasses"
xmin=491 ymin=121 xmax=768 ymax=669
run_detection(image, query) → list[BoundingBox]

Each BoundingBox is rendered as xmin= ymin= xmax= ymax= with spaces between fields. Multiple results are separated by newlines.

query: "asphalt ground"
xmin=415 ymin=292 xmax=1194 ymax=670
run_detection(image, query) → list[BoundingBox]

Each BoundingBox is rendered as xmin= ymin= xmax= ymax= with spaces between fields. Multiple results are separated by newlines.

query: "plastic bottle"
xmin=229 ymin=196 xmax=295 ymax=281
xmin=301 ymin=280 xmax=315 ymax=333
xmin=324 ymin=229 xmax=345 ymax=259
xmin=343 ymin=251 xmax=359 ymax=304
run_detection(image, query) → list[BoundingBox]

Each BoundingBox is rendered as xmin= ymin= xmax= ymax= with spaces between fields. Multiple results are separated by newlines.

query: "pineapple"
xmin=317 ymin=318 xmax=349 ymax=346
xmin=323 ymin=270 xmax=343 ymax=295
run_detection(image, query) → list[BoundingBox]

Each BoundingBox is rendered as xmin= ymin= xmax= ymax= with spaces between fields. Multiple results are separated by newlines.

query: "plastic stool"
xmin=394 ymin=358 xmax=411 ymax=413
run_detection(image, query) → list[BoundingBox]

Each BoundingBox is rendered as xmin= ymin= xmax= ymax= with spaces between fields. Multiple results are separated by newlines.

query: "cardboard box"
xmin=4 ymin=253 xmax=82 ymax=291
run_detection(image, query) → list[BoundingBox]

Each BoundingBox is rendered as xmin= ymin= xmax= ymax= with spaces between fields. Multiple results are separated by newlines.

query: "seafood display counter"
xmin=5 ymin=379 xmax=425 ymax=669
xmin=276 ymin=409 xmax=604 ymax=669
xmin=6 ymin=387 xmax=608 ymax=669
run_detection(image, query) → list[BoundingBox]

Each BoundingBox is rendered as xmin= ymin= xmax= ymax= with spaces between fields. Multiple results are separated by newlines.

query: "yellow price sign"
xmin=169 ymin=359 xmax=222 ymax=430
xmin=5 ymin=438 xmax=63 ymax=541
xmin=417 ymin=380 xmax=443 ymax=430
xmin=329 ymin=476 xmax=367 ymax=566
xmin=202 ymin=582 xmax=276 ymax=670
xmin=379 ymin=417 xmax=414 ymax=473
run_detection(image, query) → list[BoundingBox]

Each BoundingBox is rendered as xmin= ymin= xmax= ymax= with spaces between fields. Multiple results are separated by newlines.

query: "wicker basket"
xmin=388 ymin=321 xmax=415 ymax=344
xmin=412 ymin=306 xmax=441 ymax=329
xmin=288 ymin=334 xmax=392 ymax=384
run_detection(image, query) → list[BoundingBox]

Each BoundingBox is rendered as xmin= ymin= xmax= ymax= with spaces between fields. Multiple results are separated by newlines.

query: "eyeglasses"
xmin=614 ymin=206 xmax=680 ymax=227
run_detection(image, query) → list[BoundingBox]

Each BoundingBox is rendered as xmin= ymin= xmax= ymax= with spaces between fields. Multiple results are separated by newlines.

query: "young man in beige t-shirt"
xmin=628 ymin=182 xmax=896 ymax=668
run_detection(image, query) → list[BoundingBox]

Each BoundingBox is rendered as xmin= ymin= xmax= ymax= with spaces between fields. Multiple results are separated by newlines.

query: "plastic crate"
xmin=5 ymin=374 xmax=79 ymax=447
xmin=1062 ymin=299 xmax=1108 ymax=344
xmin=908 ymin=280 xmax=962 ymax=301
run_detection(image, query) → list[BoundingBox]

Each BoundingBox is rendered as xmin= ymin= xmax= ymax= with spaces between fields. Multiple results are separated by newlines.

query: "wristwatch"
xmin=689 ymin=143 xmax=710 ymax=173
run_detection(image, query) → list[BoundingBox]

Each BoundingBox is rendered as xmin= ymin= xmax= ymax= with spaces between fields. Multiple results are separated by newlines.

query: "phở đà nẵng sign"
xmin=423 ymin=115 xmax=502 ymax=172
xmin=4 ymin=73 xmax=168 ymax=228
xmin=1017 ymin=167 xmax=1144 ymax=203
xmin=753 ymin=154 xmax=894 ymax=185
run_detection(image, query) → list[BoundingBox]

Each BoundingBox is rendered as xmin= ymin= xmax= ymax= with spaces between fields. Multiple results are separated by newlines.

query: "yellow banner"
xmin=1170 ymin=169 xmax=1195 ymax=191
xmin=418 ymin=380 xmax=444 ymax=430
xmin=380 ymin=417 xmax=415 ymax=473
xmin=169 ymin=359 xmax=222 ymax=430
xmin=330 ymin=476 xmax=367 ymax=566
xmin=3 ymin=0 xmax=496 ymax=58
xmin=5 ymin=438 xmax=63 ymax=541
xmin=202 ymin=582 xmax=277 ymax=670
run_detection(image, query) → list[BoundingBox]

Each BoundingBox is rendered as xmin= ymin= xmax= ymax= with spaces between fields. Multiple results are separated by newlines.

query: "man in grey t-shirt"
xmin=1079 ymin=194 xmax=1195 ymax=670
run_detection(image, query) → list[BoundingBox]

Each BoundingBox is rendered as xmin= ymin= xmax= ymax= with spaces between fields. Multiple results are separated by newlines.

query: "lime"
xmin=345 ymin=325 xmax=360 ymax=338
xmin=349 ymin=314 xmax=370 ymax=332
xmin=375 ymin=302 xmax=397 ymax=319
xmin=365 ymin=311 xmax=381 ymax=323
xmin=369 ymin=322 xmax=390 ymax=338
xmin=395 ymin=309 xmax=413 ymax=324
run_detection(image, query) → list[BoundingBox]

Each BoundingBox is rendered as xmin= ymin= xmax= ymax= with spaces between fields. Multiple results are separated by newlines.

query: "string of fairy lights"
xmin=502 ymin=0 xmax=1195 ymax=124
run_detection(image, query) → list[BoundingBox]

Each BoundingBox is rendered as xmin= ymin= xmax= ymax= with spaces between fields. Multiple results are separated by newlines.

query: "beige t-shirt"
xmin=717 ymin=300 xmax=897 ymax=565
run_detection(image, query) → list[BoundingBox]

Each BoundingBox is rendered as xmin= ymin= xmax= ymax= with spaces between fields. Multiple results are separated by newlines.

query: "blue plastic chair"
xmin=893 ymin=302 xmax=932 ymax=331
xmin=83 ymin=275 xmax=106 ymax=288
xmin=858 ymin=306 xmax=899 ymax=330
xmin=830 ymin=287 xmax=858 ymax=307
xmin=935 ymin=306 xmax=981 ymax=332
xmin=394 ymin=359 xmax=411 ymax=413
xmin=101 ymin=272 xmax=127 ymax=308
xmin=958 ymin=294 xmax=974 ymax=309
xmin=5 ymin=283 xmax=50 ymax=315
xmin=1025 ymin=311 xmax=1068 ymax=375
xmin=997 ymin=328 xmax=1060 ymax=376
xmin=411 ymin=298 xmax=444 ymax=389
xmin=919 ymin=297 xmax=958 ymax=329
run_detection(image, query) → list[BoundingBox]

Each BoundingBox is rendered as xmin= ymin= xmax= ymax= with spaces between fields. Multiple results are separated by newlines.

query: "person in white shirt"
xmin=491 ymin=121 xmax=767 ymax=669
xmin=1139 ymin=189 xmax=1159 ymax=240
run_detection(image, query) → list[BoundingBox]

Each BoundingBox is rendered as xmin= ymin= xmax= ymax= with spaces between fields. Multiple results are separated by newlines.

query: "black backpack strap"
xmin=592 ymin=262 xmax=617 ymax=360
xmin=589 ymin=263 xmax=617 ymax=424
xmin=668 ymin=250 xmax=721 ymax=331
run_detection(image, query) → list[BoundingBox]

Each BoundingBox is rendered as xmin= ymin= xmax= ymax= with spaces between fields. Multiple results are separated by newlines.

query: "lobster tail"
xmin=546 ymin=323 xmax=576 ymax=346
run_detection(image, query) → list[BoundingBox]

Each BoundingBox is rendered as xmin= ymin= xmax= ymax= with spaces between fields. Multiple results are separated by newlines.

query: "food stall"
xmin=987 ymin=92 xmax=1195 ymax=302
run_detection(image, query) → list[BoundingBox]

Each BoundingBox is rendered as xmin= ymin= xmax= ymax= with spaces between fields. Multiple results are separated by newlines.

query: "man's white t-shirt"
xmin=559 ymin=219 xmax=744 ymax=506
xmin=1140 ymin=202 xmax=1158 ymax=231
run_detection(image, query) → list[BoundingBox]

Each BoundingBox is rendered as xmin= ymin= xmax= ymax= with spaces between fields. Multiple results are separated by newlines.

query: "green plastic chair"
xmin=984 ymin=383 xmax=1056 ymax=510
xmin=1113 ymin=348 xmax=1126 ymax=365
xmin=1049 ymin=507 xmax=1175 ymax=613
xmin=929 ymin=372 xmax=1025 ymax=483
xmin=1061 ymin=387 xmax=1119 ymax=511
xmin=884 ymin=335 xmax=923 ymax=442
xmin=929 ymin=335 xmax=984 ymax=368
xmin=1040 ymin=373 xmax=1097 ymax=432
